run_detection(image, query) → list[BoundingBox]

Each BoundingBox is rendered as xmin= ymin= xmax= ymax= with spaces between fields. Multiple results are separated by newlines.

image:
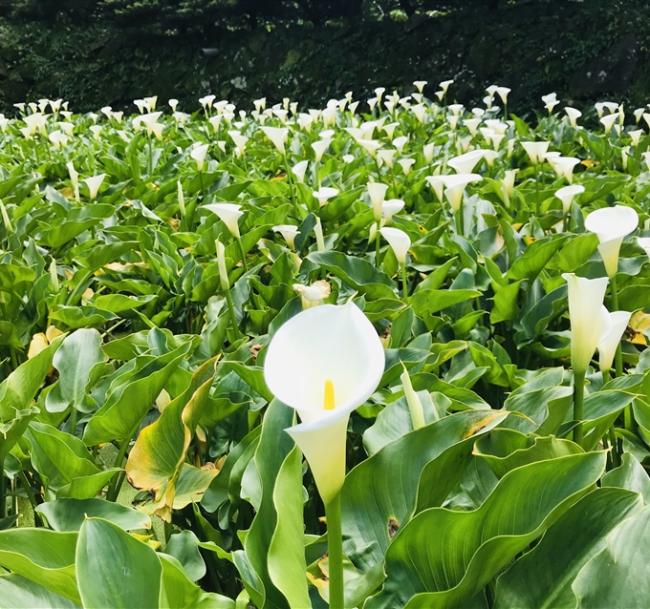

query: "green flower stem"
xmin=573 ymin=369 xmax=586 ymax=445
xmin=225 ymin=290 xmax=241 ymax=342
xmin=236 ymin=237 xmax=248 ymax=272
xmin=375 ymin=222 xmax=381 ymax=261
xmin=401 ymin=263 xmax=409 ymax=299
xmin=283 ymin=152 xmax=296 ymax=209
xmin=610 ymin=275 xmax=624 ymax=378
xmin=325 ymin=493 xmax=345 ymax=609
xmin=0 ymin=456 xmax=5 ymax=519
xmin=455 ymin=206 xmax=464 ymax=237
xmin=106 ymin=429 xmax=136 ymax=502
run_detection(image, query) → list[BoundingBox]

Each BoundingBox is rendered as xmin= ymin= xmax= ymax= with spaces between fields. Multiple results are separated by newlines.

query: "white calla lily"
xmin=367 ymin=182 xmax=389 ymax=221
xmin=293 ymin=280 xmax=331 ymax=309
xmin=555 ymin=184 xmax=585 ymax=214
xmin=261 ymin=126 xmax=288 ymax=154
xmin=598 ymin=308 xmax=631 ymax=373
xmin=313 ymin=187 xmax=339 ymax=207
xmin=447 ymin=150 xmax=484 ymax=174
xmin=291 ymin=160 xmax=309 ymax=183
xmin=638 ymin=237 xmax=650 ymax=258
xmin=382 ymin=199 xmax=405 ymax=221
xmin=564 ymin=107 xmax=582 ymax=127
xmin=263 ymin=303 xmax=384 ymax=503
xmin=585 ymin=205 xmax=639 ymax=277
xmin=190 ymin=143 xmax=209 ymax=171
xmin=563 ymin=273 xmax=609 ymax=373
xmin=273 ymin=224 xmax=299 ymax=249
xmin=549 ymin=156 xmax=580 ymax=182
xmin=442 ymin=173 xmax=482 ymax=211
xmin=204 ymin=202 xmax=243 ymax=239
xmin=521 ymin=141 xmax=550 ymax=164
xmin=84 ymin=174 xmax=105 ymax=200
xmin=380 ymin=227 xmax=411 ymax=265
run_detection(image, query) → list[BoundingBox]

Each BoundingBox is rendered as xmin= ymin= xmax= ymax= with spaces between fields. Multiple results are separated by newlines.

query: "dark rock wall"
xmin=0 ymin=2 xmax=648 ymax=113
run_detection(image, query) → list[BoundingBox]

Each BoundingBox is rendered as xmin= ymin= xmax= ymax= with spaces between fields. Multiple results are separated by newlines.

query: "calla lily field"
xmin=1 ymin=83 xmax=650 ymax=609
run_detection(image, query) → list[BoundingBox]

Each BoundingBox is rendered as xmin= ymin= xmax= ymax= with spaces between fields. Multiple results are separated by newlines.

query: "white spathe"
xmin=598 ymin=307 xmax=631 ymax=373
xmin=521 ymin=141 xmax=550 ymax=164
xmin=442 ymin=173 xmax=482 ymax=211
xmin=380 ymin=227 xmax=411 ymax=265
xmin=563 ymin=273 xmax=609 ymax=373
xmin=638 ymin=237 xmax=650 ymax=258
xmin=382 ymin=199 xmax=405 ymax=221
xmin=261 ymin=126 xmax=289 ymax=154
xmin=190 ymin=143 xmax=209 ymax=171
xmin=313 ymin=187 xmax=339 ymax=207
xmin=204 ymin=202 xmax=243 ymax=239
xmin=263 ymin=303 xmax=384 ymax=503
xmin=293 ymin=280 xmax=331 ymax=308
xmin=368 ymin=182 xmax=389 ymax=221
xmin=84 ymin=174 xmax=105 ymax=200
xmin=585 ymin=205 xmax=639 ymax=277
xmin=447 ymin=150 xmax=484 ymax=174
xmin=273 ymin=224 xmax=299 ymax=249
xmin=555 ymin=184 xmax=585 ymax=214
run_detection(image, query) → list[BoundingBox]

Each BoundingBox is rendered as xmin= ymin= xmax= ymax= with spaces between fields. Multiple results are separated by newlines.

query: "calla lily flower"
xmin=542 ymin=92 xmax=559 ymax=113
xmin=549 ymin=156 xmax=580 ymax=182
xmin=585 ymin=206 xmax=639 ymax=277
xmin=312 ymin=139 xmax=331 ymax=162
xmin=398 ymin=158 xmax=415 ymax=175
xmin=600 ymin=113 xmax=618 ymax=134
xmin=261 ymin=126 xmax=288 ymax=154
xmin=638 ymin=237 xmax=650 ymax=258
xmin=67 ymin=162 xmax=80 ymax=202
xmin=413 ymin=80 xmax=428 ymax=93
xmin=215 ymin=239 xmax=229 ymax=290
xmin=555 ymin=184 xmax=585 ymax=214
xmin=563 ymin=273 xmax=609 ymax=373
xmin=368 ymin=182 xmax=389 ymax=221
xmin=564 ymin=107 xmax=582 ymax=127
xmin=442 ymin=173 xmax=482 ymax=211
xmin=496 ymin=86 xmax=511 ymax=105
xmin=190 ymin=143 xmax=209 ymax=171
xmin=500 ymin=169 xmax=518 ymax=204
xmin=426 ymin=175 xmax=445 ymax=202
xmin=293 ymin=280 xmax=331 ymax=309
xmin=84 ymin=174 xmax=105 ymax=200
xmin=292 ymin=160 xmax=309 ymax=183
xmin=382 ymin=199 xmax=405 ymax=221
xmin=204 ymin=203 xmax=244 ymax=239
xmin=313 ymin=187 xmax=339 ymax=207
xmin=273 ymin=224 xmax=299 ymax=249
xmin=263 ymin=303 xmax=384 ymax=503
xmin=464 ymin=118 xmax=481 ymax=135
xmin=522 ymin=141 xmax=550 ymax=164
xmin=629 ymin=129 xmax=644 ymax=146
xmin=380 ymin=227 xmax=411 ymax=265
xmin=598 ymin=307 xmax=631 ymax=373
xmin=447 ymin=150 xmax=484 ymax=174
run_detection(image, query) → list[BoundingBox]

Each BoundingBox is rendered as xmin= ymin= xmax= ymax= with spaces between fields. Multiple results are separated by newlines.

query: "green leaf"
xmin=52 ymin=329 xmax=104 ymax=411
xmin=494 ymin=488 xmax=642 ymax=609
xmin=409 ymin=288 xmax=481 ymax=318
xmin=0 ymin=574 xmax=81 ymax=609
xmin=306 ymin=251 xmax=396 ymax=299
xmin=83 ymin=341 xmax=196 ymax=446
xmin=367 ymin=452 xmax=606 ymax=609
xmin=0 ymin=528 xmax=79 ymax=603
xmin=36 ymin=498 xmax=151 ymax=532
xmin=76 ymin=518 xmax=161 ymax=609
xmin=342 ymin=411 xmax=507 ymax=570
xmin=602 ymin=453 xmax=650 ymax=503
xmin=572 ymin=506 xmax=650 ymax=608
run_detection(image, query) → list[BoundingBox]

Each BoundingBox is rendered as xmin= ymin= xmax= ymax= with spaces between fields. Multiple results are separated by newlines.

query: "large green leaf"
xmin=83 ymin=340 xmax=196 ymax=446
xmin=76 ymin=517 xmax=161 ymax=609
xmin=342 ymin=410 xmax=507 ymax=570
xmin=494 ymin=488 xmax=642 ymax=609
xmin=367 ymin=452 xmax=606 ymax=609
xmin=0 ymin=574 xmax=81 ymax=609
xmin=0 ymin=528 xmax=79 ymax=603
xmin=572 ymin=506 xmax=650 ymax=608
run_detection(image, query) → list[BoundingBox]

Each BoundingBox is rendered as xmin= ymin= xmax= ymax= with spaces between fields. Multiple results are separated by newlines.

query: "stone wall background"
xmin=0 ymin=1 xmax=647 ymax=114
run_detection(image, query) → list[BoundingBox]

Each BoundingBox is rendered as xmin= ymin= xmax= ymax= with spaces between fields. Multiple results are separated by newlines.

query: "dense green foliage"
xmin=0 ymin=86 xmax=649 ymax=607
